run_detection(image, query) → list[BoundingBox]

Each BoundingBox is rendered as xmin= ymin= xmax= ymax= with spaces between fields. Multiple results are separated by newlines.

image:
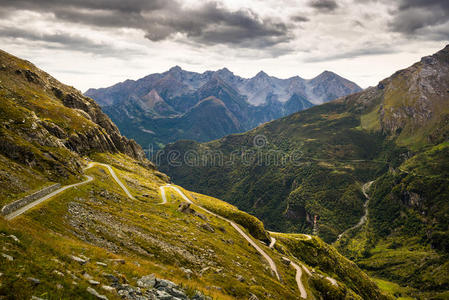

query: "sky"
xmin=0 ymin=0 xmax=448 ymax=92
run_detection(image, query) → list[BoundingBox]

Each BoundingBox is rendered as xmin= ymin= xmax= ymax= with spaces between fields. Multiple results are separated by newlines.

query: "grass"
xmin=179 ymin=188 xmax=270 ymax=242
xmin=360 ymin=105 xmax=381 ymax=132
xmin=373 ymin=278 xmax=414 ymax=300
xmin=336 ymin=142 xmax=449 ymax=298
xmin=0 ymin=151 xmax=390 ymax=299
xmin=1 ymin=153 xmax=301 ymax=299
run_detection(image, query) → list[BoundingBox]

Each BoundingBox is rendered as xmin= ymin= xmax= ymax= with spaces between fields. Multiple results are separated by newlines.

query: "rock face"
xmin=376 ymin=45 xmax=449 ymax=145
xmin=0 ymin=49 xmax=151 ymax=183
xmin=85 ymin=66 xmax=361 ymax=149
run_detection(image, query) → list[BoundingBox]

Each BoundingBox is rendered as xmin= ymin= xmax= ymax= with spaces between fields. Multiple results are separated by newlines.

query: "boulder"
xmin=200 ymin=223 xmax=215 ymax=233
xmin=52 ymin=270 xmax=64 ymax=277
xmin=181 ymin=267 xmax=193 ymax=279
xmin=1 ymin=253 xmax=13 ymax=261
xmin=87 ymin=287 xmax=108 ymax=300
xmin=70 ymin=255 xmax=87 ymax=265
xmin=102 ymin=273 xmax=119 ymax=284
xmin=137 ymin=274 xmax=156 ymax=289
xmin=155 ymin=278 xmax=177 ymax=289
xmin=89 ymin=280 xmax=101 ymax=286
xmin=27 ymin=277 xmax=41 ymax=286
xmin=8 ymin=235 xmax=20 ymax=243
xmin=101 ymin=285 xmax=116 ymax=292
xmin=249 ymin=293 xmax=259 ymax=300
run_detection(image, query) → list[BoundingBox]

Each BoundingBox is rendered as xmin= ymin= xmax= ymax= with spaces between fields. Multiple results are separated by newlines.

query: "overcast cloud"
xmin=0 ymin=0 xmax=447 ymax=91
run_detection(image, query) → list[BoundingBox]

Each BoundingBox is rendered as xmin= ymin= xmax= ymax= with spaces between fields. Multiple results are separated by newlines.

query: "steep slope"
xmin=378 ymin=47 xmax=449 ymax=147
xmin=0 ymin=49 xmax=388 ymax=299
xmin=86 ymin=67 xmax=361 ymax=149
xmin=0 ymin=49 xmax=147 ymax=205
xmin=160 ymin=45 xmax=449 ymax=297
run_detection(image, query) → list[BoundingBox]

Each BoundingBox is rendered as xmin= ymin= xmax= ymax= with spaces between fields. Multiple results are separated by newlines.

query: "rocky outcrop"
xmin=378 ymin=45 xmax=449 ymax=141
xmin=0 ymin=49 xmax=149 ymax=165
xmin=50 ymin=88 xmax=147 ymax=162
xmin=100 ymin=273 xmax=211 ymax=300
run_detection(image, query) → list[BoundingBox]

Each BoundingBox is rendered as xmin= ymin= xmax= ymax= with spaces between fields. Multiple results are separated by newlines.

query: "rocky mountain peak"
xmin=312 ymin=70 xmax=339 ymax=82
xmin=168 ymin=65 xmax=183 ymax=73
xmin=217 ymin=67 xmax=232 ymax=73
xmin=215 ymin=67 xmax=234 ymax=79
xmin=255 ymin=70 xmax=269 ymax=79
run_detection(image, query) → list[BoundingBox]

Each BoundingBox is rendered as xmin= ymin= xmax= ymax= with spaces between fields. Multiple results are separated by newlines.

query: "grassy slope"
xmin=0 ymin=49 xmax=148 ymax=208
xmin=1 ymin=153 xmax=291 ymax=299
xmin=0 ymin=152 xmax=388 ymax=299
xmin=271 ymin=232 xmax=390 ymax=300
xmin=0 ymin=153 xmax=53 ymax=206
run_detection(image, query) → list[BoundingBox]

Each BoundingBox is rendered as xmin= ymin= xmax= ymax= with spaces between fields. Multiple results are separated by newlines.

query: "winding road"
xmin=5 ymin=162 xmax=315 ymax=298
xmin=159 ymin=184 xmax=171 ymax=205
xmin=160 ymin=184 xmax=281 ymax=281
xmin=269 ymin=233 xmax=312 ymax=299
xmin=86 ymin=162 xmax=135 ymax=200
xmin=4 ymin=162 xmax=135 ymax=221
xmin=290 ymin=261 xmax=307 ymax=298
xmin=336 ymin=181 xmax=374 ymax=241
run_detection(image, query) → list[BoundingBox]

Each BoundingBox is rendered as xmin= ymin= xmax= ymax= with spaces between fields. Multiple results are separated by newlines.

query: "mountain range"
xmin=85 ymin=67 xmax=361 ymax=149
xmin=160 ymin=45 xmax=449 ymax=298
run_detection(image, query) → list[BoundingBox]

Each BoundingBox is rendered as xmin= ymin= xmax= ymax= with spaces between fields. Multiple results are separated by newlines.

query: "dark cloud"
xmin=291 ymin=15 xmax=310 ymax=23
xmin=389 ymin=0 xmax=449 ymax=38
xmin=308 ymin=0 xmax=339 ymax=12
xmin=353 ymin=20 xmax=365 ymax=28
xmin=141 ymin=2 xmax=291 ymax=47
xmin=0 ymin=26 xmax=145 ymax=57
xmin=0 ymin=0 xmax=293 ymax=50
xmin=0 ymin=0 xmax=166 ymax=13
xmin=305 ymin=44 xmax=396 ymax=62
xmin=397 ymin=0 xmax=449 ymax=11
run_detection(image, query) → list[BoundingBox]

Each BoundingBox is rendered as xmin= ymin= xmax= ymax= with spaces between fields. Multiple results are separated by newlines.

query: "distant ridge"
xmin=85 ymin=67 xmax=361 ymax=149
